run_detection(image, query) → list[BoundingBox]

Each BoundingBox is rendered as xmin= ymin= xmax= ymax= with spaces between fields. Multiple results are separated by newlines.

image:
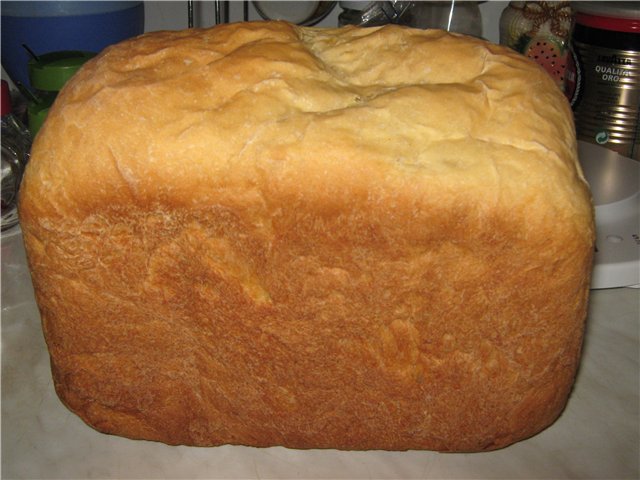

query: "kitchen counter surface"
xmin=2 ymin=227 xmax=638 ymax=479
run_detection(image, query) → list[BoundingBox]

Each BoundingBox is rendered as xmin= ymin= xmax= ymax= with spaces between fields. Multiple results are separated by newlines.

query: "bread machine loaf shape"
xmin=19 ymin=21 xmax=594 ymax=452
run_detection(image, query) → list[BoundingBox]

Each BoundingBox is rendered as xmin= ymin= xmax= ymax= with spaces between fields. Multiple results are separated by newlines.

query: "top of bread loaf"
xmin=21 ymin=21 xmax=591 ymax=235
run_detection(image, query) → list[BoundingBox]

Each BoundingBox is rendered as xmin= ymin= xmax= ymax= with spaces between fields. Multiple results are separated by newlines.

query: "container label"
xmin=594 ymin=63 xmax=632 ymax=83
xmin=568 ymin=41 xmax=640 ymax=161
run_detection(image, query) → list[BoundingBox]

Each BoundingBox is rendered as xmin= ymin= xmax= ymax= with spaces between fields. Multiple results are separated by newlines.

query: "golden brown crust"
xmin=19 ymin=22 xmax=594 ymax=451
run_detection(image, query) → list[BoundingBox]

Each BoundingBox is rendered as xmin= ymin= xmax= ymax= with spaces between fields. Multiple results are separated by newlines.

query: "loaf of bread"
xmin=19 ymin=21 xmax=594 ymax=452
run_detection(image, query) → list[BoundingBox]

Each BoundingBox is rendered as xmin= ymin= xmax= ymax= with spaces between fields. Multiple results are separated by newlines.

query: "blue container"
xmin=1 ymin=1 xmax=144 ymax=88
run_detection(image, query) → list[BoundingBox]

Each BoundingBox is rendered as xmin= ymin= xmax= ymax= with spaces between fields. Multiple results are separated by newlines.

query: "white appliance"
xmin=578 ymin=141 xmax=640 ymax=289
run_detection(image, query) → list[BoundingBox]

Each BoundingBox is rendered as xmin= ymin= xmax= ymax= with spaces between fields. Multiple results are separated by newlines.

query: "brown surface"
xmin=19 ymin=22 xmax=594 ymax=451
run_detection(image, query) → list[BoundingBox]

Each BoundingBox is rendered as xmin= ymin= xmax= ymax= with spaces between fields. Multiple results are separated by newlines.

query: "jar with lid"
xmin=500 ymin=2 xmax=574 ymax=92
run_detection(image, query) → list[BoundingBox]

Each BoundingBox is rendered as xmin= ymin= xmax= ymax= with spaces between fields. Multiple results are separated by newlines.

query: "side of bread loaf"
xmin=19 ymin=21 xmax=594 ymax=452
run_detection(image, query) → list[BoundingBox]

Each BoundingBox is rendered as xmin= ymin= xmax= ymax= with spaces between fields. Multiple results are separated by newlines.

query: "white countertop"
xmin=2 ymin=226 xmax=638 ymax=479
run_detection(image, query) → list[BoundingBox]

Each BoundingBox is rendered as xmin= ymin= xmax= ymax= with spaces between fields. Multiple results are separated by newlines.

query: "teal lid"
xmin=28 ymin=51 xmax=95 ymax=92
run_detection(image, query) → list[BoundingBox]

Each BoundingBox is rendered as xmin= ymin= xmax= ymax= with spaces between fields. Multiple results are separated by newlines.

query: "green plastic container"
xmin=27 ymin=50 xmax=95 ymax=135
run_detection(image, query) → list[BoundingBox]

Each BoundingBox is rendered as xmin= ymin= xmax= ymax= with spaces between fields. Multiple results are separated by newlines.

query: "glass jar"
xmin=409 ymin=1 xmax=482 ymax=37
xmin=338 ymin=1 xmax=413 ymax=27
xmin=1 ymin=80 xmax=31 ymax=232
xmin=500 ymin=1 xmax=574 ymax=92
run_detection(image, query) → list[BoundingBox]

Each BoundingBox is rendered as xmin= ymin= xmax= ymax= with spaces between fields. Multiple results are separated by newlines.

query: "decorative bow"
xmin=516 ymin=1 xmax=573 ymax=39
